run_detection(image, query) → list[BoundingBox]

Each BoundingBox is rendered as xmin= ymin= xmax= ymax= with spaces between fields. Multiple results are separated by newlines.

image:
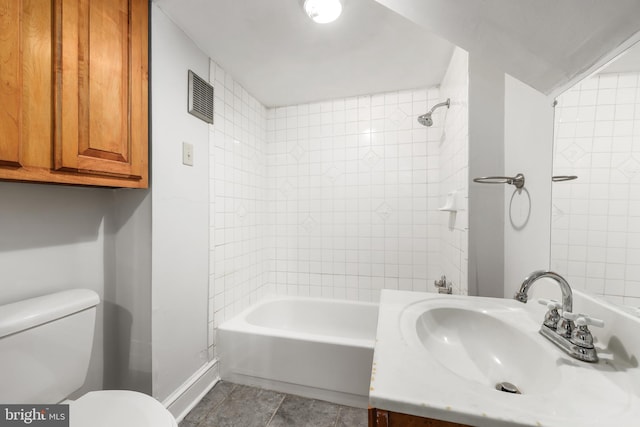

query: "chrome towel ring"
xmin=473 ymin=173 xmax=525 ymax=189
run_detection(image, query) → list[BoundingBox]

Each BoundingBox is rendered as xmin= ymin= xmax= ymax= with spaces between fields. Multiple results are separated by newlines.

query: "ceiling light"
xmin=304 ymin=0 xmax=343 ymax=24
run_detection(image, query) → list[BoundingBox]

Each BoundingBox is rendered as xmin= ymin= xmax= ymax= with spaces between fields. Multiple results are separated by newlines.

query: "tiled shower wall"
xmin=438 ymin=48 xmax=469 ymax=295
xmin=208 ymin=60 xmax=269 ymax=355
xmin=206 ymin=53 xmax=471 ymax=356
xmin=551 ymin=71 xmax=640 ymax=306
xmin=264 ymin=89 xmax=444 ymax=302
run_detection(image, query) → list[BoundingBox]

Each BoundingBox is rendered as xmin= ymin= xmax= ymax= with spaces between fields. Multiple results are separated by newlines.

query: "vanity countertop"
xmin=369 ymin=289 xmax=640 ymax=427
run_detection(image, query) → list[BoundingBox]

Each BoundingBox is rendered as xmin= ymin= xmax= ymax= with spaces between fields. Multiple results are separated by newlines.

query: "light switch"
xmin=182 ymin=142 xmax=194 ymax=166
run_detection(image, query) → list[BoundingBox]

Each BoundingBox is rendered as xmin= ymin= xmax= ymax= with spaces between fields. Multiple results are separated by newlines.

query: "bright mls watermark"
xmin=0 ymin=405 xmax=68 ymax=427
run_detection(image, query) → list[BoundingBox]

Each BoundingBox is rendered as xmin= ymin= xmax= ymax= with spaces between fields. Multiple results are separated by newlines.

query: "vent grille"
xmin=188 ymin=70 xmax=214 ymax=124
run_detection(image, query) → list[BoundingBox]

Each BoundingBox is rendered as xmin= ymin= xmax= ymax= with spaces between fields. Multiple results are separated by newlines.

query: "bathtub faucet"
xmin=514 ymin=270 xmax=603 ymax=363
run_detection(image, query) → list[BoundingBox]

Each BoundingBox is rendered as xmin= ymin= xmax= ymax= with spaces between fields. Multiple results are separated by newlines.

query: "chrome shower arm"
xmin=428 ymin=98 xmax=450 ymax=114
xmin=417 ymin=98 xmax=450 ymax=127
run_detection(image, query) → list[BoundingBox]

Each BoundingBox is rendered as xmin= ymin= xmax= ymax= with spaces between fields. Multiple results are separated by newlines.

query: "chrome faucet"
xmin=514 ymin=270 xmax=603 ymax=363
xmin=515 ymin=270 xmax=573 ymax=313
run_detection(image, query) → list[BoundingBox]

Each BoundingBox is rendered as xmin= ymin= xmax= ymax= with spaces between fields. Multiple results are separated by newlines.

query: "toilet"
xmin=0 ymin=289 xmax=177 ymax=427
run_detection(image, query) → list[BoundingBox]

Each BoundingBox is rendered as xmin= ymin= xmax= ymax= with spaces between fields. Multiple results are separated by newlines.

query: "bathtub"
xmin=217 ymin=296 xmax=378 ymax=408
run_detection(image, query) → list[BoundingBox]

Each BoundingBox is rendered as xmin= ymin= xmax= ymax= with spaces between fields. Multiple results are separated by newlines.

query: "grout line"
xmin=265 ymin=393 xmax=287 ymax=426
xmin=216 ymin=382 xmax=238 ymax=410
xmin=196 ymin=382 xmax=237 ymax=427
xmin=334 ymin=405 xmax=343 ymax=427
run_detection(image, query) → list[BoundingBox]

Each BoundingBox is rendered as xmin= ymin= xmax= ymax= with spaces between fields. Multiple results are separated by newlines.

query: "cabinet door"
xmin=369 ymin=408 xmax=472 ymax=427
xmin=54 ymin=0 xmax=148 ymax=182
xmin=0 ymin=0 xmax=53 ymax=171
xmin=0 ymin=0 xmax=24 ymax=167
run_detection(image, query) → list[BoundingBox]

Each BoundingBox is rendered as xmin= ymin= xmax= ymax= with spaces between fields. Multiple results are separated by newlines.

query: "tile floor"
xmin=179 ymin=381 xmax=368 ymax=427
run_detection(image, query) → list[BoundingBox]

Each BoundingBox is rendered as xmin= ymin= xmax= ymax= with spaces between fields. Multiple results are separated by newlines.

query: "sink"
xmin=370 ymin=290 xmax=640 ymax=427
xmin=406 ymin=300 xmax=559 ymax=394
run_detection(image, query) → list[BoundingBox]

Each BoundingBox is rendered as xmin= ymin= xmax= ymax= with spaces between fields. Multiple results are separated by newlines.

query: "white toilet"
xmin=0 ymin=289 xmax=177 ymax=427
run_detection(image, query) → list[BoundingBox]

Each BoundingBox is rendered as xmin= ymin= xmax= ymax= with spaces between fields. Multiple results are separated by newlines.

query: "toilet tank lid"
xmin=0 ymin=289 xmax=100 ymax=338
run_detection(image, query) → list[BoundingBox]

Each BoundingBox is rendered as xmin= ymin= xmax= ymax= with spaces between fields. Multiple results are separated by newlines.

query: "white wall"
xmin=551 ymin=71 xmax=640 ymax=306
xmin=208 ymin=59 xmax=269 ymax=355
xmin=503 ymin=75 xmax=554 ymax=297
xmin=151 ymin=4 xmax=210 ymax=402
xmin=0 ymin=3 xmax=215 ymax=403
xmin=110 ymin=190 xmax=153 ymax=392
xmin=264 ymin=88 xmax=442 ymax=302
xmin=0 ymin=183 xmax=152 ymax=395
xmin=438 ymin=47 xmax=470 ymax=295
xmin=467 ymin=55 xmax=505 ymax=297
xmin=0 ymin=183 xmax=115 ymax=396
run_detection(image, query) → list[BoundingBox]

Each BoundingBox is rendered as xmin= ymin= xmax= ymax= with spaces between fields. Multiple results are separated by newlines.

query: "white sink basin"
xmin=370 ymin=290 xmax=640 ymax=427
xmin=406 ymin=298 xmax=559 ymax=395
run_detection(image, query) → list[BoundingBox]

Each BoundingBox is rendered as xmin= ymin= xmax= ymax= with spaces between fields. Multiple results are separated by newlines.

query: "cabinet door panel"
xmin=0 ymin=0 xmax=23 ymax=167
xmin=22 ymin=0 xmax=53 ymax=169
xmin=85 ymin=0 xmax=128 ymax=160
xmin=55 ymin=0 xmax=148 ymax=180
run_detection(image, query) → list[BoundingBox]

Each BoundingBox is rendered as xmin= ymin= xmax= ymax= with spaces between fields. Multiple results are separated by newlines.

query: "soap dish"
xmin=439 ymin=191 xmax=458 ymax=212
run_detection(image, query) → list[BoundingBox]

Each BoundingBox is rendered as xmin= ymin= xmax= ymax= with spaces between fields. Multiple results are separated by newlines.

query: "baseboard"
xmin=163 ymin=359 xmax=219 ymax=422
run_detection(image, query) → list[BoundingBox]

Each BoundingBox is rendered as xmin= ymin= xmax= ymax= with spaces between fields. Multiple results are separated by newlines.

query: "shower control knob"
xmin=434 ymin=275 xmax=447 ymax=288
xmin=433 ymin=275 xmax=452 ymax=294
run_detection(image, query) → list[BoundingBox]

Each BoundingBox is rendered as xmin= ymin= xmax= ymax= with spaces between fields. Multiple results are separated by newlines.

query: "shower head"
xmin=417 ymin=112 xmax=433 ymax=127
xmin=417 ymin=98 xmax=450 ymax=127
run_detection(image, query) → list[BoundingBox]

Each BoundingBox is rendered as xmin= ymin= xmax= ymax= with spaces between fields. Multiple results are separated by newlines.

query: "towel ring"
xmin=473 ymin=173 xmax=525 ymax=189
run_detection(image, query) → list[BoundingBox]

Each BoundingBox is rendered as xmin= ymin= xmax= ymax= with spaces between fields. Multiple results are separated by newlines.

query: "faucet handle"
xmin=575 ymin=315 xmax=605 ymax=328
xmin=561 ymin=312 xmax=604 ymax=326
xmin=555 ymin=310 xmax=580 ymax=338
xmin=538 ymin=299 xmax=562 ymax=329
xmin=538 ymin=298 xmax=562 ymax=310
xmin=561 ymin=311 xmax=579 ymax=321
xmin=570 ymin=315 xmax=604 ymax=350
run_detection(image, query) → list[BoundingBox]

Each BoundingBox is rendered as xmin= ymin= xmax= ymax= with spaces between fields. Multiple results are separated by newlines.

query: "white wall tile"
xmin=438 ymin=48 xmax=470 ymax=295
xmin=552 ymin=71 xmax=640 ymax=303
xmin=265 ymin=87 xmax=454 ymax=302
xmin=208 ymin=60 xmax=472 ymax=333
xmin=208 ymin=59 xmax=269 ymax=358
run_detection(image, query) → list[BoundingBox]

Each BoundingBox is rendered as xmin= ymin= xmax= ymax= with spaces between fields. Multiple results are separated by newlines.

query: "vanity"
xmin=368 ymin=408 xmax=468 ymax=427
xmin=368 ymin=288 xmax=640 ymax=427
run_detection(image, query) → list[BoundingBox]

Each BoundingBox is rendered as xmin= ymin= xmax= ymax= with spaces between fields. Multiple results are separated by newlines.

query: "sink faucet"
xmin=514 ymin=270 xmax=573 ymax=313
xmin=514 ymin=270 xmax=603 ymax=363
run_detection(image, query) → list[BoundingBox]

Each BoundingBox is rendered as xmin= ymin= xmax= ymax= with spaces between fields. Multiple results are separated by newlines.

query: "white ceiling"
xmin=155 ymin=0 xmax=640 ymax=106
xmin=153 ymin=0 xmax=455 ymax=107
xmin=375 ymin=0 xmax=640 ymax=96
xmin=600 ymin=41 xmax=640 ymax=74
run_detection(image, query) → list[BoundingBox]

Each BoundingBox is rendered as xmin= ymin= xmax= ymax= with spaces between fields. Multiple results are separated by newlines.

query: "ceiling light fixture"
xmin=304 ymin=0 xmax=343 ymax=24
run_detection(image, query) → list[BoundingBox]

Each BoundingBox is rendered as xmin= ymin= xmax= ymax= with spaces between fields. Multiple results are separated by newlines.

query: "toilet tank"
xmin=0 ymin=289 xmax=100 ymax=404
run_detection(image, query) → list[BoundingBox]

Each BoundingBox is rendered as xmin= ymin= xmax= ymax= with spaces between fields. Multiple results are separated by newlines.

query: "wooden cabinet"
xmin=0 ymin=0 xmax=148 ymax=188
xmin=369 ymin=408 xmax=472 ymax=427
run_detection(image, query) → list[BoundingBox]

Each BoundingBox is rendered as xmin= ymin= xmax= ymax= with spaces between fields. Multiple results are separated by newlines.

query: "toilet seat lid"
xmin=70 ymin=390 xmax=177 ymax=427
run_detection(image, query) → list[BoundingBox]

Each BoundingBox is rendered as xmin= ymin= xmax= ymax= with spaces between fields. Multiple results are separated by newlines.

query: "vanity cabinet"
xmin=0 ymin=0 xmax=148 ymax=188
xmin=368 ymin=408 xmax=471 ymax=427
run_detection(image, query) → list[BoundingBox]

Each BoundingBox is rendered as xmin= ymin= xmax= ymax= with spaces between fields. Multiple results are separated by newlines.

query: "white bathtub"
xmin=217 ymin=296 xmax=378 ymax=408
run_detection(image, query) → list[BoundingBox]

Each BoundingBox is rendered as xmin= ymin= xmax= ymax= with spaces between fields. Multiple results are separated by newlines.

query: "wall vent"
xmin=188 ymin=70 xmax=214 ymax=124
